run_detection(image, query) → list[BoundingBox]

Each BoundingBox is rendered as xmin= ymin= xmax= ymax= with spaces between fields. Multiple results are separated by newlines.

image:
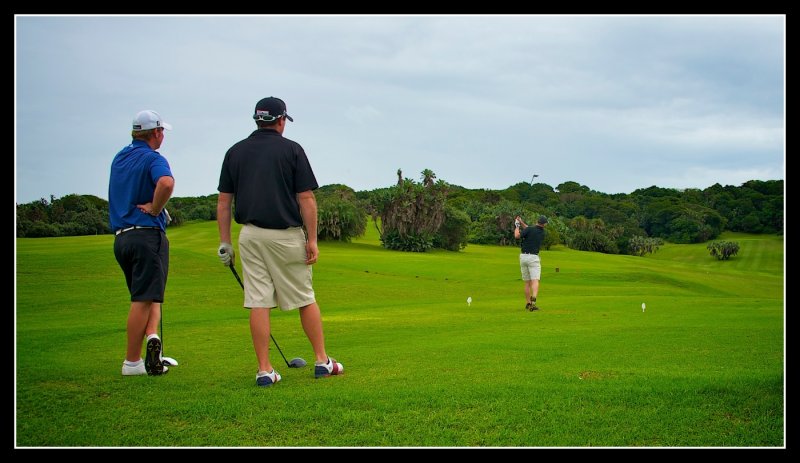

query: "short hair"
xmin=131 ymin=127 xmax=161 ymax=142
xmin=256 ymin=119 xmax=280 ymax=128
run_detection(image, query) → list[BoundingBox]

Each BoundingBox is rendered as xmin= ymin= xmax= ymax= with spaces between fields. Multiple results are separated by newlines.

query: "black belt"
xmin=115 ymin=226 xmax=160 ymax=235
xmin=521 ymin=252 xmax=538 ymax=255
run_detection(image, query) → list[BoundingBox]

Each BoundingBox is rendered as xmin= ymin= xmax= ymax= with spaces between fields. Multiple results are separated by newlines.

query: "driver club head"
xmin=288 ymin=358 xmax=307 ymax=368
xmin=161 ymin=356 xmax=179 ymax=366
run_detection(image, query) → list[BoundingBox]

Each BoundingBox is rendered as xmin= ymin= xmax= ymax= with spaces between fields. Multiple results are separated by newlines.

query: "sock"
xmin=124 ymin=359 xmax=143 ymax=367
xmin=146 ymin=333 xmax=160 ymax=342
xmin=315 ymin=358 xmax=330 ymax=366
xmin=257 ymin=370 xmax=275 ymax=378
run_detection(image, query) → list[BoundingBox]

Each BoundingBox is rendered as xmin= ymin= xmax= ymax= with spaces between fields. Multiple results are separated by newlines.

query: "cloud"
xmin=15 ymin=15 xmax=784 ymax=203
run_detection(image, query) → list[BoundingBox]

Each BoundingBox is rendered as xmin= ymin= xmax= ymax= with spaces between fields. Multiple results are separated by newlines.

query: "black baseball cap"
xmin=253 ymin=97 xmax=293 ymax=122
xmin=537 ymin=215 xmax=548 ymax=224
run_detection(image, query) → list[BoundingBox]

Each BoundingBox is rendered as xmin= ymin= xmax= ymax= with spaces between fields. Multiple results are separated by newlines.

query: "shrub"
xmin=628 ymin=235 xmax=664 ymax=257
xmin=371 ymin=171 xmax=448 ymax=252
xmin=707 ymin=241 xmax=740 ymax=260
xmin=433 ymin=206 xmax=470 ymax=251
xmin=316 ymin=185 xmax=367 ymax=242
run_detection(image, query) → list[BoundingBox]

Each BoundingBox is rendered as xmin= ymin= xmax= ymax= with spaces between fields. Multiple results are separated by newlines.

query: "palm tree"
xmin=421 ymin=169 xmax=436 ymax=188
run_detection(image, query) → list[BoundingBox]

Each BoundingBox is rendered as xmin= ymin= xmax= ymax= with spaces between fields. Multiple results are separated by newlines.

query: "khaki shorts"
xmin=239 ymin=224 xmax=315 ymax=311
xmin=520 ymin=253 xmax=541 ymax=281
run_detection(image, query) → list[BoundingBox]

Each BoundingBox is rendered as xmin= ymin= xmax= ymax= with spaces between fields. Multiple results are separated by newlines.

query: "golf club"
xmin=159 ymin=312 xmax=178 ymax=366
xmin=223 ymin=253 xmax=307 ymax=369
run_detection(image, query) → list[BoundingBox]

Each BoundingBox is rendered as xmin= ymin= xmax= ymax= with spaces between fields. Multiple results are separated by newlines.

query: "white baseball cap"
xmin=132 ymin=110 xmax=172 ymax=131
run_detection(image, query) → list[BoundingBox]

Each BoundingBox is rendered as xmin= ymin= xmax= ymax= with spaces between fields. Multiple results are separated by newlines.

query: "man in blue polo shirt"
xmin=109 ymin=110 xmax=175 ymax=376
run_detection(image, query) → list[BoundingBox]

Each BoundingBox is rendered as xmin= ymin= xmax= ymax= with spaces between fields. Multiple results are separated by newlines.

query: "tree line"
xmin=16 ymin=173 xmax=783 ymax=257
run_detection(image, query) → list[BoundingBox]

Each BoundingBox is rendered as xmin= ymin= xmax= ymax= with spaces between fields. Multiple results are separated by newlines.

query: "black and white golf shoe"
xmin=145 ymin=337 xmax=168 ymax=376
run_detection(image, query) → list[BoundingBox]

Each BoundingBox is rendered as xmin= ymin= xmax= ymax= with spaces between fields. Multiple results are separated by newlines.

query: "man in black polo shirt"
xmin=217 ymin=97 xmax=343 ymax=387
xmin=514 ymin=215 xmax=548 ymax=311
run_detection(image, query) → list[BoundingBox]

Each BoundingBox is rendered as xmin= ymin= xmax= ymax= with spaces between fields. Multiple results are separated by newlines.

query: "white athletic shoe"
xmin=122 ymin=361 xmax=146 ymax=376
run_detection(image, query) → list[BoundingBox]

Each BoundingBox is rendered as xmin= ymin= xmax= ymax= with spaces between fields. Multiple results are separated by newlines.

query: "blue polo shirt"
xmin=108 ymin=140 xmax=173 ymax=232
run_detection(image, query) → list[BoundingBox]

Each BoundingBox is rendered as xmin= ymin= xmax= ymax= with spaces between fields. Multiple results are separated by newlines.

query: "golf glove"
xmin=515 ymin=219 xmax=520 ymax=228
xmin=218 ymin=243 xmax=234 ymax=267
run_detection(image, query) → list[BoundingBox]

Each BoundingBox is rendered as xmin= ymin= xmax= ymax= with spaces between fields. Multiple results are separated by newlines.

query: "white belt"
xmin=115 ymin=226 xmax=160 ymax=235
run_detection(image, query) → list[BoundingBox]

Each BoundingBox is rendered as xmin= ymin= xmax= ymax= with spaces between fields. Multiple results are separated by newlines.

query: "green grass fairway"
xmin=15 ymin=222 xmax=784 ymax=447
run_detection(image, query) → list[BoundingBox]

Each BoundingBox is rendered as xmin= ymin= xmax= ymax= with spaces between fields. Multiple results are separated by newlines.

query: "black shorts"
xmin=114 ymin=229 xmax=169 ymax=302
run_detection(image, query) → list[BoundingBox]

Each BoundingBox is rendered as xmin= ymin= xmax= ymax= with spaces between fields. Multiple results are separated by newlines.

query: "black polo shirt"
xmin=218 ymin=128 xmax=318 ymax=229
xmin=520 ymin=225 xmax=545 ymax=255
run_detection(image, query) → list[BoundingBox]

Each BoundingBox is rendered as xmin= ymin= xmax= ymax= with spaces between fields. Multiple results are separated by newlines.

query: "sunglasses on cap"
xmin=253 ymin=110 xmax=288 ymax=122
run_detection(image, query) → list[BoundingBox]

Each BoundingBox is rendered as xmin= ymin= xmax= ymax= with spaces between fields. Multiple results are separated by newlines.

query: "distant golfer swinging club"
xmin=514 ymin=215 xmax=548 ymax=311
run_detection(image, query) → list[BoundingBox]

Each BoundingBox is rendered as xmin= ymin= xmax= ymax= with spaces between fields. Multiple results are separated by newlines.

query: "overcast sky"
xmin=14 ymin=15 xmax=784 ymax=204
